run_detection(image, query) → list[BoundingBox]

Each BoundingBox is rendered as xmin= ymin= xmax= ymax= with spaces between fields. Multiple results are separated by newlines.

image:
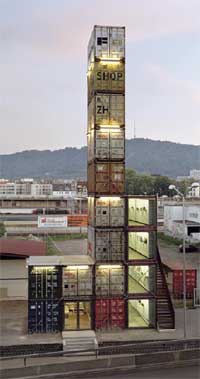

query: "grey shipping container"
xmin=87 ymin=60 xmax=125 ymax=101
xmin=88 ymin=196 xmax=125 ymax=227
xmin=88 ymin=94 xmax=125 ymax=130
xmin=88 ymin=26 xmax=125 ymax=67
xmin=88 ymin=128 xmax=125 ymax=162
xmin=95 ymin=265 xmax=124 ymax=296
xmin=88 ymin=226 xmax=125 ymax=261
xmin=63 ymin=267 xmax=93 ymax=297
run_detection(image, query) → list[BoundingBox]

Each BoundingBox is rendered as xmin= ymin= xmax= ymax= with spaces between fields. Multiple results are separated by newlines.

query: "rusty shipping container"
xmin=88 ymin=128 xmax=125 ymax=162
xmin=88 ymin=94 xmax=125 ymax=131
xmin=88 ymin=196 xmax=125 ymax=227
xmin=173 ymin=270 xmax=197 ymax=299
xmin=88 ymin=162 xmax=125 ymax=195
xmin=88 ymin=226 xmax=125 ymax=261
xmin=95 ymin=298 xmax=125 ymax=329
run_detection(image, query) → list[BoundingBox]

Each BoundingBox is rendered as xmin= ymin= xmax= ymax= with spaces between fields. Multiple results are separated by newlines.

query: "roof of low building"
xmin=28 ymin=255 xmax=94 ymax=266
xmin=159 ymin=243 xmax=200 ymax=270
xmin=0 ymin=238 xmax=46 ymax=258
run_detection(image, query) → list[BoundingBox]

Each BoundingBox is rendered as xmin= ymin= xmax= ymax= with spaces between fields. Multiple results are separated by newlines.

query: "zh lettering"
xmin=97 ymin=106 xmax=109 ymax=114
xmin=97 ymin=72 xmax=123 ymax=81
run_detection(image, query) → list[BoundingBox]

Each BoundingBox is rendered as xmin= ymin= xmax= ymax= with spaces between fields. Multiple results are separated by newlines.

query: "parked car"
xmin=179 ymin=244 xmax=199 ymax=253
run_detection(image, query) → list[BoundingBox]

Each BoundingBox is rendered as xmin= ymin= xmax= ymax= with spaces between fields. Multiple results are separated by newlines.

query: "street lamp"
xmin=168 ymin=184 xmax=187 ymax=339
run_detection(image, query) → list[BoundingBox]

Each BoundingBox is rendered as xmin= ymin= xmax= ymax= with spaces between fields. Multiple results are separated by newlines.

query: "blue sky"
xmin=0 ymin=0 xmax=200 ymax=154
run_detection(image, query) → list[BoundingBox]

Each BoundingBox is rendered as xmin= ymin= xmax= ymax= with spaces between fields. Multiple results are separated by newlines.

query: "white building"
xmin=164 ymin=204 xmax=200 ymax=242
xmin=0 ymin=182 xmax=16 ymax=196
xmin=31 ymin=183 xmax=53 ymax=196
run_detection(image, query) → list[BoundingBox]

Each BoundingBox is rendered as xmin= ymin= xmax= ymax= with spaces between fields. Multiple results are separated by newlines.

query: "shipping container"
xmin=29 ymin=266 xmax=61 ymax=300
xmin=63 ymin=266 xmax=93 ymax=297
xmin=128 ymin=198 xmax=157 ymax=227
xmin=28 ymin=300 xmax=60 ymax=333
xmin=88 ymin=196 xmax=125 ymax=227
xmin=88 ymin=226 xmax=125 ymax=262
xmin=88 ymin=60 xmax=125 ymax=101
xmin=88 ymin=26 xmax=125 ymax=67
xmin=173 ymin=270 xmax=197 ymax=299
xmin=88 ymin=162 xmax=125 ymax=195
xmin=128 ymin=231 xmax=157 ymax=260
xmin=88 ymin=94 xmax=125 ymax=130
xmin=95 ymin=298 xmax=125 ymax=329
xmin=88 ymin=128 xmax=125 ymax=162
xmin=128 ymin=265 xmax=156 ymax=294
xmin=95 ymin=265 xmax=124 ymax=296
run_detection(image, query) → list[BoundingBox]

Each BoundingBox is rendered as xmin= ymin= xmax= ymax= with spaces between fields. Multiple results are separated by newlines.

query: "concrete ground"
xmin=1 ymin=300 xmax=200 ymax=346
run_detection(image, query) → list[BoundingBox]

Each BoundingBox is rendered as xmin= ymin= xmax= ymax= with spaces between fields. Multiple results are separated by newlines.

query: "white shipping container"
xmin=88 ymin=26 xmax=125 ymax=65
xmin=88 ymin=227 xmax=124 ymax=261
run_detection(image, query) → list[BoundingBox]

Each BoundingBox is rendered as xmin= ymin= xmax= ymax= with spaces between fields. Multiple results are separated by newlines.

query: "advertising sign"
xmin=38 ymin=216 xmax=68 ymax=228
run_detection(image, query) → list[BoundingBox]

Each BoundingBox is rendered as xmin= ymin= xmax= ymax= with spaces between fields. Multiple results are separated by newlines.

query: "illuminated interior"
xmin=96 ymin=265 xmax=124 ymax=296
xmin=128 ymin=265 xmax=155 ymax=294
xmin=64 ymin=302 xmax=91 ymax=330
xmin=128 ymin=232 xmax=156 ymax=260
xmin=128 ymin=299 xmax=155 ymax=328
xmin=128 ymin=198 xmax=149 ymax=225
xmin=63 ymin=266 xmax=92 ymax=297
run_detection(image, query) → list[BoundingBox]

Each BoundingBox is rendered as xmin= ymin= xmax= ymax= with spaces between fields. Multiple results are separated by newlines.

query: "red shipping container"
xmin=95 ymin=299 xmax=125 ymax=329
xmin=173 ymin=270 xmax=196 ymax=299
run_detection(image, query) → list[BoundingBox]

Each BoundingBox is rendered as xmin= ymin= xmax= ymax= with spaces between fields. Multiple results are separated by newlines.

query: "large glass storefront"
xmin=64 ymin=302 xmax=91 ymax=330
xmin=128 ymin=299 xmax=155 ymax=328
xmin=128 ymin=265 xmax=155 ymax=294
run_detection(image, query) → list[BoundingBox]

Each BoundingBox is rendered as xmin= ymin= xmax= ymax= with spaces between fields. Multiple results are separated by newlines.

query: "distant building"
xmin=190 ymin=170 xmax=200 ymax=180
xmin=31 ymin=183 xmax=53 ymax=196
xmin=164 ymin=204 xmax=200 ymax=241
xmin=0 ymin=182 xmax=16 ymax=196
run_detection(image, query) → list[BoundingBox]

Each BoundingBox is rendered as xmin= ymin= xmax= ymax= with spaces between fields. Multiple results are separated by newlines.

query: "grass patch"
xmin=43 ymin=236 xmax=62 ymax=255
xmin=158 ymin=232 xmax=182 ymax=246
xmin=51 ymin=233 xmax=87 ymax=241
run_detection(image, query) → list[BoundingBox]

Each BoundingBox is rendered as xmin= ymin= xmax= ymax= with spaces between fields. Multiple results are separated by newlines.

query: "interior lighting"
xmin=98 ymin=265 xmax=122 ymax=269
xmin=33 ymin=266 xmax=55 ymax=271
xmin=99 ymin=124 xmax=121 ymax=128
xmin=99 ymin=196 xmax=122 ymax=200
xmin=67 ymin=265 xmax=89 ymax=270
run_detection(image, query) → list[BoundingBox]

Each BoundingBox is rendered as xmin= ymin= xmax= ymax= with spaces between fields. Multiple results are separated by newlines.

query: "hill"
xmin=0 ymin=139 xmax=199 ymax=179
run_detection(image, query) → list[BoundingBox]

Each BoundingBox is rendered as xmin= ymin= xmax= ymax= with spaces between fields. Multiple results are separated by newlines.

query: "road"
xmin=56 ymin=364 xmax=199 ymax=379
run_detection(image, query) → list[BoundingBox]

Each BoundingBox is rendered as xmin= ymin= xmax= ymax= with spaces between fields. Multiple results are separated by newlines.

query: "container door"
xmin=110 ymin=299 xmax=125 ymax=328
xmin=95 ymin=299 xmax=109 ymax=329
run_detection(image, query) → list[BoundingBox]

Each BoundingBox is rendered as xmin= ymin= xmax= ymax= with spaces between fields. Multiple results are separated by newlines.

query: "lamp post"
xmin=168 ymin=184 xmax=187 ymax=339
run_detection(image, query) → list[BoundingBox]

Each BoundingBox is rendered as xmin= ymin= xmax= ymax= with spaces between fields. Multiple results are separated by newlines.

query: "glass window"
xmin=128 ymin=232 xmax=156 ymax=260
xmin=128 ymin=265 xmax=155 ymax=294
xmin=128 ymin=299 xmax=155 ymax=328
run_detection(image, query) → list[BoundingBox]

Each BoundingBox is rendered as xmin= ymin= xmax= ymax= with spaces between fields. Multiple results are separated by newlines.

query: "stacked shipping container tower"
xmin=87 ymin=25 xmax=175 ymax=330
xmin=28 ymin=25 xmax=174 ymax=334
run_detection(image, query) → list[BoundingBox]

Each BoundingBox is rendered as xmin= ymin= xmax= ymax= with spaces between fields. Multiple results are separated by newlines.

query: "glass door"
xmin=64 ymin=302 xmax=78 ymax=330
xmin=64 ymin=302 xmax=91 ymax=330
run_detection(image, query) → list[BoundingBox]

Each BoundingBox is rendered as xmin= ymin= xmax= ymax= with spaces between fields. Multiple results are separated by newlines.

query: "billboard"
xmin=38 ymin=216 xmax=68 ymax=228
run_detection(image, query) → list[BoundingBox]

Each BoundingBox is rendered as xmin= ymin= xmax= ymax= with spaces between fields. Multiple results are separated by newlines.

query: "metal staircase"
xmin=156 ymin=247 xmax=175 ymax=330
